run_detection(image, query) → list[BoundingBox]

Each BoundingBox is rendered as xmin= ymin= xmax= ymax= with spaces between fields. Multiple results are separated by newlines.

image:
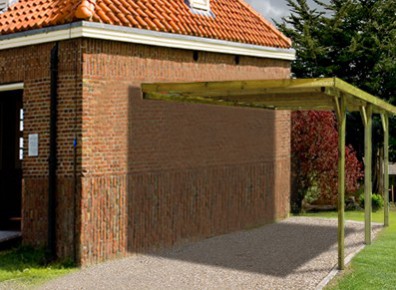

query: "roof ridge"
xmin=75 ymin=0 xmax=97 ymax=19
xmin=235 ymin=0 xmax=292 ymax=47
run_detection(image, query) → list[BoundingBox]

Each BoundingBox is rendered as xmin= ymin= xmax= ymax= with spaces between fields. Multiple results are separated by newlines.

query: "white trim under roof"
xmin=0 ymin=82 xmax=24 ymax=92
xmin=0 ymin=22 xmax=296 ymax=61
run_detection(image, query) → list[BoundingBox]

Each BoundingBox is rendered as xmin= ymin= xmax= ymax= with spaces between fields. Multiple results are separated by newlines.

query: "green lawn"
xmin=0 ymin=246 xmax=76 ymax=288
xmin=300 ymin=208 xmax=396 ymax=290
xmin=300 ymin=208 xmax=389 ymax=223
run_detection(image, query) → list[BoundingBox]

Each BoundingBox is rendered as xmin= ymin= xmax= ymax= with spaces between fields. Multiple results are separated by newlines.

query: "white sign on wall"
xmin=28 ymin=134 xmax=39 ymax=157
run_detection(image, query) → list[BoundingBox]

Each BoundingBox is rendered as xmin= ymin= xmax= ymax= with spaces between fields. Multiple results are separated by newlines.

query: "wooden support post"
xmin=363 ymin=105 xmax=373 ymax=244
xmin=382 ymin=113 xmax=389 ymax=227
xmin=335 ymin=95 xmax=346 ymax=270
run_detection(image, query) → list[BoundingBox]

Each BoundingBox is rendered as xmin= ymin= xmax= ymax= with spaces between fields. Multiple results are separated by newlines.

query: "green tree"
xmin=277 ymin=0 xmax=396 ymax=195
xmin=277 ymin=0 xmax=396 ymax=100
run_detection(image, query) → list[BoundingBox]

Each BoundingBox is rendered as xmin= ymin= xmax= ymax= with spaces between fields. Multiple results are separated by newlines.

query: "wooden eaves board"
xmin=142 ymin=77 xmax=396 ymax=115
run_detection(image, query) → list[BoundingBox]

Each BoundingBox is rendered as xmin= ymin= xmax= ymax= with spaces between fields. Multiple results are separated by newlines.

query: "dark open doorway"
xmin=0 ymin=89 xmax=23 ymax=231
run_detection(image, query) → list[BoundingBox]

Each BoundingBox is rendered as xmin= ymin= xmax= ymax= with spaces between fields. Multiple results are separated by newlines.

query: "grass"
xmin=299 ymin=207 xmax=396 ymax=290
xmin=300 ymin=208 xmax=389 ymax=223
xmin=0 ymin=245 xmax=76 ymax=288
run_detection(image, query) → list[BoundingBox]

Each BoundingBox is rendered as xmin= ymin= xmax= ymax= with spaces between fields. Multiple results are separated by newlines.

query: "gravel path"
xmin=38 ymin=217 xmax=382 ymax=290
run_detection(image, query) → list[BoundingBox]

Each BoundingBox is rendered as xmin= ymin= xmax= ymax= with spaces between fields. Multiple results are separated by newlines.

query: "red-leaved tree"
xmin=291 ymin=111 xmax=363 ymax=212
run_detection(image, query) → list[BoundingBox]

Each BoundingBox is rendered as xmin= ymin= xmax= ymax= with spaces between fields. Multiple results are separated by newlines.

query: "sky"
xmin=245 ymin=0 xmax=328 ymax=24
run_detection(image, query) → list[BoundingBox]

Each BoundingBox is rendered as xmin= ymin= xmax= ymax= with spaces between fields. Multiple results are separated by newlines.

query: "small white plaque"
xmin=28 ymin=134 xmax=39 ymax=157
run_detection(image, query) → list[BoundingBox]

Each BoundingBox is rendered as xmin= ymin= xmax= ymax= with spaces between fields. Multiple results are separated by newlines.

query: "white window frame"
xmin=0 ymin=0 xmax=18 ymax=13
xmin=0 ymin=0 xmax=8 ymax=12
xmin=190 ymin=0 xmax=210 ymax=11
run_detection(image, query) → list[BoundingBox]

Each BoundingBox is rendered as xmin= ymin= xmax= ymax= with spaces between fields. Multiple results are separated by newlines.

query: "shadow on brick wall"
xmin=126 ymin=84 xmax=291 ymax=273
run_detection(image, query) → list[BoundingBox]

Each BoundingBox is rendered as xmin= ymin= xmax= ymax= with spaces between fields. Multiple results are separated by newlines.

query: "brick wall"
xmin=79 ymin=39 xmax=291 ymax=265
xmin=0 ymin=40 xmax=83 ymax=258
xmin=1 ymin=37 xmax=291 ymax=265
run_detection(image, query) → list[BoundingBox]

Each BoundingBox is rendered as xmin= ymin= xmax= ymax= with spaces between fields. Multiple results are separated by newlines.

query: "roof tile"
xmin=0 ymin=0 xmax=291 ymax=48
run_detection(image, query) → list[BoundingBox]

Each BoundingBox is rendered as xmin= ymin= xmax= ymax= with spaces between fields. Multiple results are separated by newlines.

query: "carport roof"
xmin=142 ymin=77 xmax=396 ymax=115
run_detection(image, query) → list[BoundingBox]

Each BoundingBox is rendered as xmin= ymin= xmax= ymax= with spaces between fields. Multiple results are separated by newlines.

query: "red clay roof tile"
xmin=0 ymin=0 xmax=291 ymax=49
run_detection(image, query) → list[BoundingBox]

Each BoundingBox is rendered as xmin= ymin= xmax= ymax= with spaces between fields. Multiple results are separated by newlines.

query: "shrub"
xmin=291 ymin=111 xmax=363 ymax=212
xmin=359 ymin=193 xmax=384 ymax=211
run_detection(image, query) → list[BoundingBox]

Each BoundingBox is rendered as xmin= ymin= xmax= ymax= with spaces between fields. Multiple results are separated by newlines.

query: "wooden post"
xmin=363 ymin=105 xmax=373 ymax=244
xmin=336 ymin=95 xmax=346 ymax=270
xmin=382 ymin=113 xmax=389 ymax=227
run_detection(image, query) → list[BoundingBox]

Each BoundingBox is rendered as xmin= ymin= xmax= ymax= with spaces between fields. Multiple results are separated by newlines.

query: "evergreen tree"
xmin=277 ymin=0 xmax=396 ymax=204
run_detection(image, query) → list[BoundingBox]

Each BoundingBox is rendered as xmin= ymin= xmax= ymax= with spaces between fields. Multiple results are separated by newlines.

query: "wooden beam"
xmin=382 ymin=113 xmax=390 ymax=227
xmin=205 ymin=92 xmax=332 ymax=103
xmin=336 ymin=95 xmax=346 ymax=270
xmin=334 ymin=97 xmax=341 ymax=121
xmin=143 ymin=92 xmax=276 ymax=109
xmin=143 ymin=78 xmax=396 ymax=115
xmin=162 ymin=87 xmax=327 ymax=98
xmin=325 ymin=87 xmax=366 ymax=112
xmin=364 ymin=104 xmax=373 ymax=244
xmin=273 ymin=106 xmax=333 ymax=111
xmin=144 ymin=92 xmax=335 ymax=111
xmin=334 ymin=78 xmax=396 ymax=115
xmin=142 ymin=78 xmax=336 ymax=95
xmin=381 ymin=114 xmax=387 ymax=133
xmin=360 ymin=106 xmax=368 ymax=127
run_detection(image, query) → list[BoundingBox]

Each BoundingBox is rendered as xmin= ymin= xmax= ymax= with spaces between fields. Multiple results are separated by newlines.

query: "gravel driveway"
xmin=39 ymin=217 xmax=382 ymax=290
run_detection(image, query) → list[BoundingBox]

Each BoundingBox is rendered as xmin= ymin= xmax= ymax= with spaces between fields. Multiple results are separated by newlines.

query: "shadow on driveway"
xmin=149 ymin=217 xmax=381 ymax=277
xmin=38 ymin=217 xmax=384 ymax=290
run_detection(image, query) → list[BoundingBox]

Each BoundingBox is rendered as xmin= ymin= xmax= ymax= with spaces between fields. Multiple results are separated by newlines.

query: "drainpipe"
xmin=48 ymin=43 xmax=59 ymax=260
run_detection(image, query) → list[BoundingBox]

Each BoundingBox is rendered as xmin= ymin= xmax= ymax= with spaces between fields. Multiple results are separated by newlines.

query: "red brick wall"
xmin=0 ymin=40 xmax=83 ymax=259
xmin=79 ymin=39 xmax=291 ymax=265
xmin=1 ymin=37 xmax=291 ymax=265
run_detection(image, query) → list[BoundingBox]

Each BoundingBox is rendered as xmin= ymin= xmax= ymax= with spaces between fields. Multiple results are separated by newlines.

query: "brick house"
xmin=0 ymin=0 xmax=295 ymax=265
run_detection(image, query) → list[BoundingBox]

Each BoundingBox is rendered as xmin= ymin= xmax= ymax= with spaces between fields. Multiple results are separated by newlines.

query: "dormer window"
xmin=0 ymin=0 xmax=15 ymax=13
xmin=0 ymin=0 xmax=8 ymax=12
xmin=189 ymin=0 xmax=210 ymax=12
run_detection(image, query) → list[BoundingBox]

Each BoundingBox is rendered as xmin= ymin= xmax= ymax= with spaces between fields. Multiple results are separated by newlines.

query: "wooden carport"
xmin=142 ymin=77 xmax=396 ymax=270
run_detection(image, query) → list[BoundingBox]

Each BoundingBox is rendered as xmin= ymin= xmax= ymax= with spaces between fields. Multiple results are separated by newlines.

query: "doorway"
xmin=0 ymin=90 xmax=23 ymax=231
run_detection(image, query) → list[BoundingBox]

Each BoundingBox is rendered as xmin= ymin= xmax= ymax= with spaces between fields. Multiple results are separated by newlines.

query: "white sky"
xmin=245 ymin=0 xmax=328 ymax=24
